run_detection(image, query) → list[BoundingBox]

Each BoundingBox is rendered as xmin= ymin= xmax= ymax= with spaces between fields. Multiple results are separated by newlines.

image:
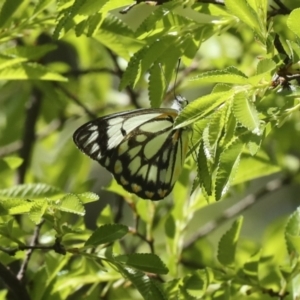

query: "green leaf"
xmin=225 ymin=0 xmax=263 ymax=39
xmin=174 ymin=90 xmax=234 ymax=128
xmin=189 ymin=69 xmax=248 ymax=85
xmin=95 ymin=16 xmax=141 ymax=60
xmin=233 ymin=151 xmax=280 ymax=185
xmin=0 ymin=54 xmax=27 ymax=70
xmin=0 ymin=219 xmax=18 ymax=241
xmin=256 ymin=59 xmax=277 ymax=75
xmin=217 ymin=216 xmax=243 ymax=267
xmin=3 ymin=45 xmax=57 ymax=61
xmin=86 ymin=13 xmax=103 ymax=37
xmin=33 ymin=0 xmax=53 ymax=15
xmin=248 ymin=59 xmax=277 ymax=85
xmin=233 ymin=92 xmax=260 ymax=134
xmin=0 ymin=183 xmax=61 ymax=199
xmin=0 ymin=63 xmax=67 ymax=81
xmin=140 ymin=36 xmax=178 ymax=78
xmin=0 ymin=0 xmax=23 ymax=27
xmin=287 ymin=8 xmax=300 ymax=38
xmin=76 ymin=192 xmax=99 ymax=204
xmin=183 ymin=270 xmax=208 ymax=298
xmin=115 ymin=253 xmax=168 ymax=274
xmin=286 ymin=40 xmax=300 ymax=62
xmin=197 ymin=142 xmax=212 ymax=196
xmin=242 ymin=250 xmax=261 ymax=282
xmin=54 ymin=194 xmax=85 ymax=215
xmin=0 ymin=198 xmax=33 ymax=215
xmin=205 ymin=103 xmax=229 ymax=159
xmin=77 ymin=0 xmax=109 ymax=15
xmin=135 ymin=1 xmax=182 ymax=37
xmin=116 ymin=265 xmax=167 ymax=300
xmin=119 ymin=47 xmax=145 ymax=89
xmin=28 ymin=200 xmax=48 ymax=224
xmin=285 ymin=207 xmax=300 ymax=255
xmin=292 ymin=273 xmax=300 ymax=299
xmin=53 ymin=0 xmax=86 ymax=39
xmin=1 ymin=156 xmax=23 ymax=169
xmin=215 ymin=139 xmax=244 ymax=200
xmin=149 ymin=63 xmax=166 ymax=108
xmin=85 ymin=224 xmax=128 ymax=246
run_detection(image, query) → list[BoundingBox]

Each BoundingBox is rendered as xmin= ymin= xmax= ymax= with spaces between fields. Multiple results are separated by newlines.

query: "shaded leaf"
xmin=215 ymin=139 xmax=244 ymax=200
xmin=116 ymin=265 xmax=167 ymax=300
xmin=85 ymin=224 xmax=128 ymax=246
xmin=285 ymin=207 xmax=300 ymax=255
xmin=217 ymin=216 xmax=243 ymax=267
xmin=233 ymin=92 xmax=260 ymax=134
xmin=54 ymin=194 xmax=85 ymax=215
xmin=115 ymin=253 xmax=168 ymax=274
xmin=174 ymin=91 xmax=234 ymax=128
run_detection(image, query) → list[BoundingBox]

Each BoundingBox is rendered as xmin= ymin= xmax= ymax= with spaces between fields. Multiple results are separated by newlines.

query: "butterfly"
xmin=73 ymin=96 xmax=190 ymax=200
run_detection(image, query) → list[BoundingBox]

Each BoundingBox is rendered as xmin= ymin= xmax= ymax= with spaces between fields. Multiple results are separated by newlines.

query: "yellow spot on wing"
xmin=131 ymin=184 xmax=142 ymax=193
xmin=120 ymin=176 xmax=129 ymax=185
xmin=158 ymin=189 xmax=168 ymax=198
xmin=145 ymin=191 xmax=154 ymax=198
xmin=114 ymin=160 xmax=123 ymax=174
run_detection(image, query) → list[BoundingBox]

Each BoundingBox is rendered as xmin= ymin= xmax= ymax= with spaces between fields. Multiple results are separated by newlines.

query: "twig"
xmin=183 ymin=176 xmax=291 ymax=250
xmin=0 ymin=237 xmax=66 ymax=258
xmin=17 ymin=220 xmax=45 ymax=281
xmin=62 ymin=67 xmax=117 ymax=77
xmin=54 ymin=83 xmax=97 ymax=119
xmin=0 ymin=262 xmax=31 ymax=300
xmin=273 ymin=0 xmax=290 ymax=14
xmin=128 ymin=226 xmax=155 ymax=253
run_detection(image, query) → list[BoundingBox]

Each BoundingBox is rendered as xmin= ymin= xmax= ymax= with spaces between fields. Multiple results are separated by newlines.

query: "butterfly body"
xmin=73 ymin=99 xmax=190 ymax=200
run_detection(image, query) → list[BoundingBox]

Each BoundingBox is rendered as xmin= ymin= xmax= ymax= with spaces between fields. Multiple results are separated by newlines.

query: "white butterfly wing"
xmin=73 ymin=108 xmax=190 ymax=200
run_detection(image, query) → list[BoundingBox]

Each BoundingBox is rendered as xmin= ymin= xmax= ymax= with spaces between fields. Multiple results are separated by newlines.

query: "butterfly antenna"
xmin=174 ymin=58 xmax=181 ymax=100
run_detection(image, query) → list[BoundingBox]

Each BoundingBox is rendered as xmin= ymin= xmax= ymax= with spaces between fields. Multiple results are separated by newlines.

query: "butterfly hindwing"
xmin=73 ymin=108 xmax=190 ymax=200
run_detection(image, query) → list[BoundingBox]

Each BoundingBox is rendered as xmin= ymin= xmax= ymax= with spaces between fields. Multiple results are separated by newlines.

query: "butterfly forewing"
xmin=73 ymin=108 xmax=190 ymax=200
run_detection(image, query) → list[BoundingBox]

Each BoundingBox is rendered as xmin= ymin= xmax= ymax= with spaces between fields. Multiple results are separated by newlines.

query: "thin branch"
xmin=0 ymin=237 xmax=66 ymax=257
xmin=62 ymin=67 xmax=117 ymax=77
xmin=17 ymin=87 xmax=43 ymax=184
xmin=17 ymin=220 xmax=45 ymax=281
xmin=128 ymin=226 xmax=155 ymax=253
xmin=183 ymin=176 xmax=292 ymax=250
xmin=0 ymin=262 xmax=31 ymax=300
xmin=269 ymin=1 xmax=291 ymax=18
xmin=273 ymin=0 xmax=290 ymax=14
xmin=54 ymin=82 xmax=97 ymax=119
